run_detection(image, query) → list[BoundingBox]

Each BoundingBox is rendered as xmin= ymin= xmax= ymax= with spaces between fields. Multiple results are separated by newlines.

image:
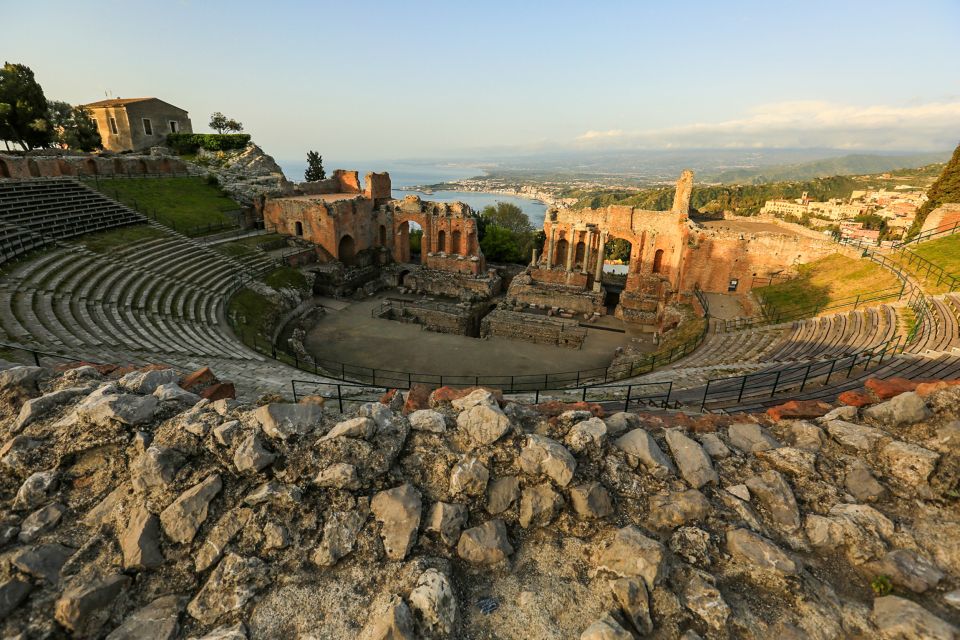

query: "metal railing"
xmin=898 ymin=219 xmax=960 ymax=248
xmin=0 ymin=341 xmax=102 ymax=368
xmin=880 ymin=243 xmax=960 ymax=292
xmin=698 ymin=335 xmax=902 ymax=411
xmin=904 ymin=291 xmax=930 ymax=346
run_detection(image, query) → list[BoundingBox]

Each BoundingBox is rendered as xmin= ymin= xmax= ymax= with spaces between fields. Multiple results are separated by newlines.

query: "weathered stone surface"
xmin=865 ymin=377 xmax=918 ymax=399
xmin=408 ymin=409 xmax=446 ymax=433
xmin=195 ymin=508 xmax=253 ymax=572
xmin=243 ymin=481 xmax=302 ymax=506
xmin=360 ymin=595 xmax=416 ymax=640
xmin=614 ymin=429 xmax=676 ymax=476
xmin=408 ymin=568 xmax=457 ymax=636
xmin=131 ymin=446 xmax=185 ymax=492
xmin=213 ymin=420 xmax=240 ymax=446
xmin=451 ymin=388 xmax=499 ymax=411
xmin=486 ymin=476 xmax=521 ymax=514
xmin=189 ymin=623 xmax=248 ymax=640
xmin=755 ymin=446 xmax=817 ymax=476
xmin=314 ymin=510 xmax=367 ymax=566
xmin=255 ymin=402 xmax=322 ymax=440
xmin=120 ymin=368 xmax=178 ymax=394
xmin=611 ymin=577 xmax=652 ymax=635
xmin=604 ymin=411 xmax=640 ymax=436
xmin=233 ymin=433 xmax=276 ymax=472
xmin=358 ymin=402 xmax=394 ymax=430
xmin=160 ymin=474 xmax=222 ymax=544
xmin=596 ymin=526 xmax=665 ymax=588
xmin=121 ymin=504 xmax=164 ymax=569
xmin=449 ymin=457 xmax=489 ymax=497
xmin=0 ymin=365 xmax=45 ymax=392
xmin=77 ymin=391 xmax=158 ymax=427
xmin=519 ymin=435 xmax=577 ymax=486
xmin=566 ymin=417 xmax=608 ymax=452
xmin=698 ymin=433 xmax=730 ymax=459
xmin=314 ymin=462 xmax=361 ymax=490
xmin=14 ymin=469 xmax=58 ymax=509
xmin=827 ymin=419 xmax=887 ymax=451
xmin=11 ymin=543 xmax=74 ymax=583
xmin=728 ymin=422 xmax=780 ymax=452
xmin=153 ymin=383 xmax=201 ymax=405
xmin=872 ymin=595 xmax=958 ymax=639
xmin=457 ymin=519 xmax=513 ymax=564
xmin=865 ymin=549 xmax=944 ymax=594
xmin=746 ymin=470 xmax=802 ymax=534
xmin=456 ymin=404 xmax=511 ymax=447
xmin=670 ymin=526 xmax=714 ymax=567
xmin=519 ymin=483 xmax=563 ymax=528
xmin=665 ymin=429 xmax=718 ymax=488
xmin=13 ymin=385 xmax=89 ymax=432
xmin=323 ymin=416 xmax=376 ymax=440
xmin=18 ymin=501 xmax=65 ymax=542
xmin=187 ymin=553 xmax=267 ymax=625
xmin=863 ymin=391 xmax=932 ymax=427
xmin=845 ymin=460 xmax=887 ymax=502
xmin=569 ymin=481 xmax=614 ymax=519
xmin=726 ymin=528 xmax=798 ymax=575
xmin=0 ymin=579 xmax=32 ymax=621
xmin=880 ymin=440 xmax=940 ymax=487
xmin=580 ymin=613 xmax=633 ymax=639
xmin=55 ymin=574 xmax=131 ymax=634
xmin=647 ymin=490 xmax=710 ymax=529
xmin=425 ymin=501 xmax=468 ymax=546
xmin=106 ymin=594 xmax=182 ymax=640
xmin=371 ymin=483 xmax=422 ymax=560
xmin=683 ymin=572 xmax=730 ymax=630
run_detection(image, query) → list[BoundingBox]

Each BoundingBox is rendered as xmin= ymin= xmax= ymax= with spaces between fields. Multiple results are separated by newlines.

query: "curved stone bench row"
xmin=908 ymin=294 xmax=960 ymax=354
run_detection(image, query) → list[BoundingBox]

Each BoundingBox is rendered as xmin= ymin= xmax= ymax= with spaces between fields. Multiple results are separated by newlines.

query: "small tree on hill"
xmin=209 ymin=111 xmax=243 ymax=134
xmin=305 ymin=150 xmax=326 ymax=181
xmin=47 ymin=100 xmax=101 ymax=151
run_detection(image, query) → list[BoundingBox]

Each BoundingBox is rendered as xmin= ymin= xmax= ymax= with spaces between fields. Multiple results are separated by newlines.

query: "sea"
xmin=277 ymin=160 xmax=547 ymax=228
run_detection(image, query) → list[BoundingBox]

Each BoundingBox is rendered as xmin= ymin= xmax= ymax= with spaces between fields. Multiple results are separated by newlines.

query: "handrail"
xmin=880 ymin=243 xmax=960 ymax=292
xmin=898 ymin=219 xmax=960 ymax=248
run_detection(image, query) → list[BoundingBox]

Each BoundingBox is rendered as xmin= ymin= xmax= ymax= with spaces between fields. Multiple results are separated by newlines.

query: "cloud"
xmin=574 ymin=101 xmax=960 ymax=150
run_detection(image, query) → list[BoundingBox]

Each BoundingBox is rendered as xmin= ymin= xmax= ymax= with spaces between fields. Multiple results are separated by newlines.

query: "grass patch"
xmin=907 ymin=234 xmax=960 ymax=293
xmin=658 ymin=305 xmax=707 ymax=356
xmin=228 ymin=266 xmax=311 ymax=338
xmin=87 ymin=177 xmax=239 ymax=236
xmin=214 ymin=234 xmax=283 ymax=259
xmin=265 ymin=267 xmax=309 ymax=291
xmin=79 ymin=224 xmax=168 ymax=253
xmin=756 ymin=253 xmax=901 ymax=317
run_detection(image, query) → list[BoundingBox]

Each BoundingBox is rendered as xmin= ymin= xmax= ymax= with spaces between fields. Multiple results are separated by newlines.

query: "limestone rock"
xmin=863 ymin=391 xmax=932 ymax=427
xmin=187 ymin=553 xmax=267 ymax=625
xmin=408 ymin=568 xmax=457 ymax=636
xmin=314 ymin=462 xmax=361 ymax=490
xmin=449 ymin=457 xmax=489 ymax=497
xmin=408 ymin=409 xmax=446 ymax=433
xmin=604 ymin=411 xmax=640 ymax=436
xmin=728 ymin=422 xmax=780 ymax=452
xmin=580 ymin=613 xmax=633 ymax=640
xmin=595 ymin=526 xmax=665 ymax=588
xmin=0 ymin=365 xmax=45 ymax=393
xmin=665 ymin=429 xmax=718 ymax=488
xmin=670 ymin=526 xmax=714 ymax=567
xmin=77 ymin=391 xmax=158 ymax=427
xmin=726 ymin=528 xmax=798 ymax=575
xmin=55 ymin=574 xmax=131 ymax=634
xmin=865 ymin=549 xmax=944 ymax=594
xmin=486 ymin=476 xmax=521 ymax=514
xmin=371 ymin=483 xmax=422 ymax=560
xmin=153 ymin=383 xmax=201 ymax=405
xmin=614 ymin=429 xmax=676 ymax=477
xmin=785 ymin=420 xmax=825 ymax=451
xmin=451 ymin=388 xmax=499 ymax=411
xmin=880 ymin=440 xmax=939 ymax=487
xmin=566 ymin=417 xmax=608 ymax=452
xmin=457 ymin=519 xmax=513 ymax=564
xmin=358 ymin=402 xmax=394 ymax=430
xmin=213 ymin=420 xmax=240 ymax=446
xmin=131 ymin=446 xmax=185 ymax=492
xmin=745 ymin=470 xmax=802 ymax=534
xmin=13 ymin=385 xmax=90 ymax=432
xmin=845 ymin=460 xmax=887 ymax=502
xmin=682 ymin=572 xmax=730 ymax=630
xmin=519 ymin=434 xmax=576 ymax=486
xmin=18 ymin=502 xmax=65 ymax=542
xmin=106 ymin=594 xmax=182 ymax=640
xmin=323 ymin=416 xmax=376 ymax=440
xmin=119 ymin=368 xmax=178 ymax=394
xmin=14 ymin=469 xmax=58 ymax=509
xmin=233 ymin=433 xmax=276 ymax=473
xmin=755 ymin=446 xmax=817 ymax=476
xmin=827 ymin=419 xmax=887 ymax=451
xmin=120 ymin=504 xmax=163 ymax=569
xmin=10 ymin=543 xmax=73 ymax=583
xmin=314 ymin=509 xmax=367 ymax=566
xmin=255 ymin=402 xmax=321 ymax=440
xmin=188 ymin=623 xmax=248 ymax=640
xmin=425 ymin=501 xmax=468 ymax=547
xmin=160 ymin=474 xmax=222 ymax=544
xmin=0 ymin=578 xmax=32 ymax=621
xmin=519 ymin=483 xmax=564 ymax=528
xmin=611 ymin=577 xmax=652 ymax=635
xmin=698 ymin=433 xmax=730 ymax=459
xmin=872 ymin=595 xmax=957 ymax=639
xmin=244 ymin=481 xmax=302 ymax=506
xmin=570 ymin=481 xmax=614 ymax=519
xmin=456 ymin=404 xmax=511 ymax=447
xmin=647 ymin=490 xmax=710 ymax=530
xmin=360 ymin=594 xmax=416 ymax=640
xmin=194 ymin=508 xmax=252 ymax=572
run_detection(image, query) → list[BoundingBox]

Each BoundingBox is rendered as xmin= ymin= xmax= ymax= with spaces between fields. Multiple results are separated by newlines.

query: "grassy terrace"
xmin=903 ymin=234 xmax=960 ymax=294
xmin=86 ymin=177 xmax=239 ymax=236
xmin=228 ymin=266 xmax=311 ymax=338
xmin=755 ymin=253 xmax=901 ymax=317
xmin=214 ymin=233 xmax=283 ymax=260
xmin=78 ymin=224 xmax=168 ymax=253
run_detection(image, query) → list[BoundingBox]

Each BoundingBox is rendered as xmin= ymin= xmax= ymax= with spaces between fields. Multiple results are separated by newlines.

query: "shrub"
xmin=167 ymin=133 xmax=251 ymax=153
xmin=871 ymin=575 xmax=893 ymax=596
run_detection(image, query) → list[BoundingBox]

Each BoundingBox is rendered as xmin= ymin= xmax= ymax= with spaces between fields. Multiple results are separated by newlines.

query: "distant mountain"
xmin=704 ymin=152 xmax=951 ymax=184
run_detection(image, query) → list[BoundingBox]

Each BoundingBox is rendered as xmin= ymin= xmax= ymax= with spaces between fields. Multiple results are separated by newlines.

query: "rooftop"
xmin=83 ymin=97 xmax=155 ymax=108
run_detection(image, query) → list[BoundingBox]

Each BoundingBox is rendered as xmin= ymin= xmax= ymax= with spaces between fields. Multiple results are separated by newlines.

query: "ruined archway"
xmin=27 ymin=160 xmax=41 ymax=178
xmin=295 ymin=221 xmax=304 ymax=236
xmin=555 ymin=238 xmax=569 ymax=268
xmin=437 ymin=229 xmax=446 ymax=254
xmin=575 ymin=240 xmax=586 ymax=267
xmin=379 ymin=225 xmax=387 ymax=246
xmin=451 ymin=230 xmax=462 ymax=255
xmin=338 ymin=234 xmax=356 ymax=264
xmin=652 ymin=249 xmax=664 ymax=274
xmin=0 ymin=159 xmax=9 ymax=179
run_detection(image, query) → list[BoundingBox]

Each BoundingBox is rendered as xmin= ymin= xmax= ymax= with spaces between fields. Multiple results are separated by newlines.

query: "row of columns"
xmin=545 ymin=227 xmax=608 ymax=273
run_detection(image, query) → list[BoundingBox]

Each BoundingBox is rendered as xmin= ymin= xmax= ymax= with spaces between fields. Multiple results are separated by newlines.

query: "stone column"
xmin=531 ymin=247 xmax=538 ymax=266
xmin=593 ymin=232 xmax=607 ymax=292
xmin=546 ymin=227 xmax=555 ymax=269
xmin=581 ymin=230 xmax=593 ymax=274
xmin=565 ymin=230 xmax=575 ymax=272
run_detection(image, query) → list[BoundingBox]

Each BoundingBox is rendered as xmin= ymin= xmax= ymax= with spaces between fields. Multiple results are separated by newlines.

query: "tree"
xmin=208 ymin=111 xmax=243 ymax=134
xmin=0 ymin=62 xmax=52 ymax=150
xmin=47 ymin=100 xmax=101 ymax=151
xmin=305 ymin=150 xmax=326 ymax=181
xmin=604 ymin=237 xmax=631 ymax=262
xmin=480 ymin=202 xmax=531 ymax=234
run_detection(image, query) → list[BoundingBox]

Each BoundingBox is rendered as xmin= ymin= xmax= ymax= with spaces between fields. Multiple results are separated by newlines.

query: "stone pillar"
xmin=581 ymin=230 xmax=593 ymax=274
xmin=593 ymin=232 xmax=607 ymax=292
xmin=565 ymin=231 xmax=575 ymax=272
xmin=531 ymin=247 xmax=538 ymax=266
xmin=546 ymin=227 xmax=555 ymax=269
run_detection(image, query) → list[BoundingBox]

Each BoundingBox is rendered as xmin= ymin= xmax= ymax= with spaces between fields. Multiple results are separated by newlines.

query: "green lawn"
xmin=908 ymin=234 xmax=960 ymax=293
xmin=756 ymin=253 xmax=901 ymax=318
xmin=87 ymin=177 xmax=239 ymax=236
xmin=214 ymin=233 xmax=283 ymax=260
xmin=228 ymin=266 xmax=311 ymax=338
xmin=79 ymin=224 xmax=168 ymax=253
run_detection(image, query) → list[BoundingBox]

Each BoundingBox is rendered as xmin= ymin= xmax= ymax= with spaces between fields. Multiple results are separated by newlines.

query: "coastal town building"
xmin=82 ymin=97 xmax=192 ymax=152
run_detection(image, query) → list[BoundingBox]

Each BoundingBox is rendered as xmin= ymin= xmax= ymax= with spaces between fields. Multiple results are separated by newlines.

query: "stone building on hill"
xmin=82 ymin=97 xmax=192 ymax=152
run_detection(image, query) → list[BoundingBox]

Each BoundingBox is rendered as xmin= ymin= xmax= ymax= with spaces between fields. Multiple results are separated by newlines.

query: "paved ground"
xmin=303 ymin=295 xmax=636 ymax=378
xmin=702 ymin=292 xmax=748 ymax=319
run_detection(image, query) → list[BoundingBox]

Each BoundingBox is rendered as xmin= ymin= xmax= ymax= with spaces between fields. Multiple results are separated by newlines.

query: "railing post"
xmin=770 ymin=370 xmax=782 ymax=398
xmin=291 ymin=381 xmax=298 ymax=403
xmin=337 ymin=385 xmax=343 ymax=413
xmin=799 ymin=363 xmax=813 ymax=392
xmin=824 ymin=358 xmax=836 ymax=384
xmin=624 ymin=385 xmax=632 ymax=411
xmin=700 ymin=380 xmax=710 ymax=413
xmin=32 ymin=350 xmax=40 ymax=366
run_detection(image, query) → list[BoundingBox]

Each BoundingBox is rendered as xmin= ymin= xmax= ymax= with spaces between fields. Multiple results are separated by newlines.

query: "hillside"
xmin=705 ymin=152 xmax=950 ymax=184
xmin=909 ymin=141 xmax=960 ymax=236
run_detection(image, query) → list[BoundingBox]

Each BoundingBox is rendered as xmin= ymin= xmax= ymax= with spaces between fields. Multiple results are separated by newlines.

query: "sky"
xmin=3 ymin=0 xmax=960 ymax=165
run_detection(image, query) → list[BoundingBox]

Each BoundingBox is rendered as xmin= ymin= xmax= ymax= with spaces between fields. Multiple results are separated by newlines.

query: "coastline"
xmin=399 ymin=181 xmax=571 ymax=208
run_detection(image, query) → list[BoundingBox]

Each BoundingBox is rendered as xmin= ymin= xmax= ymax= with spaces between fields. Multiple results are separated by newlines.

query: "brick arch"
xmin=27 ymin=160 xmax=41 ymax=177
xmin=0 ymin=158 xmax=9 ymax=178
xmin=393 ymin=211 xmax=430 ymax=263
xmin=451 ymin=229 xmax=462 ymax=255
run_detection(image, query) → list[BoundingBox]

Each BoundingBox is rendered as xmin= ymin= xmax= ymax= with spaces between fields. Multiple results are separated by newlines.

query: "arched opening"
xmin=652 ymin=249 xmax=664 ymax=274
xmin=0 ymin=159 xmax=9 ymax=179
xmin=555 ymin=238 xmax=569 ymax=267
xmin=467 ymin=231 xmax=476 ymax=256
xmin=379 ymin=225 xmax=387 ymax=246
xmin=338 ymin=234 xmax=356 ymax=264
xmin=601 ymin=236 xmax=632 ymax=310
xmin=295 ymin=221 xmax=304 ymax=236
xmin=575 ymin=240 xmax=586 ymax=267
xmin=81 ymin=158 xmax=97 ymax=176
xmin=398 ymin=269 xmax=411 ymax=287
xmin=437 ymin=229 xmax=446 ymax=254
xmin=451 ymin=230 xmax=462 ymax=255
xmin=27 ymin=160 xmax=41 ymax=178
xmin=395 ymin=220 xmax=422 ymax=264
